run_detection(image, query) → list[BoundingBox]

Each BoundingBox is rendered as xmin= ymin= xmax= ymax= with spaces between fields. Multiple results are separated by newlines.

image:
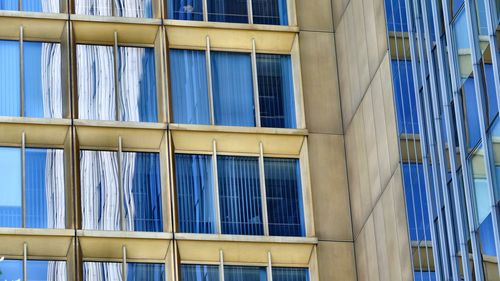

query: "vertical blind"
xmin=207 ymin=0 xmax=249 ymax=23
xmin=75 ymin=0 xmax=152 ymax=17
xmin=180 ymin=264 xmax=219 ymax=281
xmin=264 ymin=158 xmax=304 ymax=236
xmin=170 ymin=49 xmax=210 ymax=124
xmin=272 ymin=267 xmax=309 ymax=281
xmin=217 ymin=156 xmax=263 ymax=235
xmin=224 ymin=266 xmax=266 ymax=281
xmin=175 ymin=154 xmax=216 ymax=233
xmin=252 ymin=0 xmax=288 ymax=25
xmin=211 ymin=51 xmax=255 ymax=126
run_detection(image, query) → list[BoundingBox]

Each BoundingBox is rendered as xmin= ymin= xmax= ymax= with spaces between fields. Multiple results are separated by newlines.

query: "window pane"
xmin=83 ymin=262 xmax=123 ymax=281
xmin=170 ymin=49 xmax=210 ymax=124
xmin=384 ymin=0 xmax=408 ymax=32
xmin=207 ymin=0 xmax=248 ymax=23
xmin=75 ymin=0 xmax=152 ymax=17
xmin=224 ymin=266 xmax=266 ymax=281
xmin=0 ymin=40 xmax=20 ymax=116
xmin=0 ymin=147 xmax=22 ymax=227
xmin=392 ymin=60 xmax=418 ymax=134
xmin=123 ymin=152 xmax=163 ymax=232
xmin=212 ymin=52 xmax=254 ymax=126
xmin=77 ymin=45 xmax=116 ymax=121
xmin=80 ymin=150 xmax=120 ymax=231
xmin=27 ymin=260 xmax=67 ymax=281
xmin=272 ymin=267 xmax=308 ymax=281
xmin=26 ymin=148 xmax=65 ymax=229
xmin=23 ymin=0 xmax=60 ymax=12
xmin=175 ymin=154 xmax=215 ymax=234
xmin=180 ymin=264 xmax=219 ymax=281
xmin=257 ymin=54 xmax=295 ymax=128
xmin=265 ymin=158 xmax=304 ymax=236
xmin=0 ymin=0 xmax=18 ymax=10
xmin=128 ymin=263 xmax=165 ymax=281
xmin=218 ymin=156 xmax=263 ymax=235
xmin=24 ymin=42 xmax=62 ymax=118
xmin=252 ymin=0 xmax=287 ymax=25
xmin=403 ymin=164 xmax=431 ymax=242
xmin=168 ymin=0 xmax=203 ymax=20
xmin=0 ymin=260 xmax=22 ymax=281
xmin=118 ymin=47 xmax=157 ymax=122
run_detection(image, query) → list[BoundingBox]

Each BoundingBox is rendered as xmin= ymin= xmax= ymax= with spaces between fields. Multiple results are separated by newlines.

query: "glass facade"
xmin=0 ymin=259 xmax=67 ymax=281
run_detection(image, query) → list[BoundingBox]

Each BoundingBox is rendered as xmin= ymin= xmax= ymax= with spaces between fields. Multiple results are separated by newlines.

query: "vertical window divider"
xmin=114 ymin=32 xmax=121 ymax=122
xmin=259 ymin=142 xmax=269 ymax=236
xmin=247 ymin=0 xmax=254 ymax=24
xmin=18 ymin=0 xmax=22 ymax=11
xmin=23 ymin=242 xmax=27 ymax=281
xmin=122 ymin=245 xmax=127 ymax=279
xmin=19 ymin=26 xmax=24 ymax=117
xmin=206 ymin=36 xmax=215 ymax=125
xmin=21 ymin=131 xmax=26 ymax=228
xmin=266 ymin=251 xmax=273 ymax=281
xmin=251 ymin=39 xmax=261 ymax=127
xmin=202 ymin=0 xmax=208 ymax=21
xmin=219 ymin=250 xmax=224 ymax=281
xmin=118 ymin=136 xmax=125 ymax=231
xmin=212 ymin=139 xmax=221 ymax=234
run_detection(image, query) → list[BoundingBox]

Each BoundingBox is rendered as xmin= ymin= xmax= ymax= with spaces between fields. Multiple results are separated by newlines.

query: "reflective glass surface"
xmin=207 ymin=0 xmax=248 ymax=23
xmin=0 ymin=40 xmax=20 ymax=116
xmin=180 ymin=264 xmax=219 ymax=281
xmin=0 ymin=147 xmax=22 ymax=227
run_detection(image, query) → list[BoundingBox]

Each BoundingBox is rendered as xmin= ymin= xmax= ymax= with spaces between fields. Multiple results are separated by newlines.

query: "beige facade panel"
xmin=78 ymin=230 xmax=172 ymax=261
xmin=316 ymin=241 xmax=356 ymax=281
xmin=295 ymin=0 xmax=333 ymax=32
xmin=165 ymin=23 xmax=297 ymax=53
xmin=331 ymin=0 xmax=350 ymax=31
xmin=308 ymin=133 xmax=352 ymax=241
xmin=0 ymin=117 xmax=70 ymax=147
xmin=299 ymin=31 xmax=342 ymax=135
xmin=176 ymin=233 xmax=316 ymax=266
xmin=170 ymin=124 xmax=306 ymax=156
xmin=0 ymin=11 xmax=66 ymax=41
xmin=0 ymin=228 xmax=74 ymax=259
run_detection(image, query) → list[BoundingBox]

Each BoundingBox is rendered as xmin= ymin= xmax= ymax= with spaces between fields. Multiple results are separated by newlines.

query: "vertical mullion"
xmin=251 ymin=39 xmax=261 ymax=127
xmin=118 ymin=136 xmax=125 ymax=231
xmin=247 ymin=0 xmax=254 ymax=24
xmin=219 ymin=250 xmax=224 ymax=281
xmin=213 ymin=140 xmax=221 ymax=234
xmin=259 ymin=142 xmax=269 ymax=236
xmin=22 ymin=131 xmax=26 ymax=228
xmin=206 ymin=36 xmax=215 ymax=125
xmin=114 ymin=32 xmax=121 ymax=122
xmin=23 ymin=242 xmax=27 ymax=281
xmin=122 ymin=245 xmax=127 ymax=280
xmin=267 ymin=252 xmax=273 ymax=281
xmin=20 ymin=26 xmax=24 ymax=117
xmin=203 ymin=0 xmax=208 ymax=21
xmin=18 ymin=0 xmax=22 ymax=10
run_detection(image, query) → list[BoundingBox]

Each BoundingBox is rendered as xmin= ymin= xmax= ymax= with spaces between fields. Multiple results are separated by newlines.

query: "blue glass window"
xmin=180 ymin=264 xmax=219 ymax=281
xmin=218 ymin=156 xmax=263 ymax=235
xmin=265 ymin=158 xmax=304 ymax=236
xmin=224 ymin=266 xmax=266 ymax=281
xmin=0 ymin=0 xmax=59 ymax=12
xmin=272 ymin=267 xmax=308 ymax=281
xmin=384 ymin=0 xmax=408 ymax=32
xmin=77 ymin=45 xmax=157 ymax=122
xmin=0 ymin=0 xmax=18 ymax=10
xmin=403 ymin=164 xmax=431 ymax=242
xmin=0 ymin=147 xmax=22 ymax=227
xmin=392 ymin=60 xmax=419 ymax=134
xmin=484 ymin=63 xmax=498 ymax=124
xmin=0 ymin=260 xmax=66 ymax=281
xmin=212 ymin=51 xmax=255 ymax=126
xmin=80 ymin=151 xmax=163 ymax=232
xmin=0 ymin=40 xmax=20 ymax=116
xmin=75 ymin=0 xmax=152 ymax=17
xmin=128 ymin=263 xmax=165 ymax=281
xmin=257 ymin=54 xmax=295 ymax=128
xmin=252 ymin=0 xmax=288 ymax=25
xmin=168 ymin=0 xmax=204 ymax=20
xmin=207 ymin=0 xmax=248 ymax=23
xmin=414 ymin=271 xmax=437 ymax=281
xmin=170 ymin=49 xmax=210 ymax=125
xmin=463 ymin=78 xmax=480 ymax=148
xmin=175 ymin=154 xmax=215 ymax=233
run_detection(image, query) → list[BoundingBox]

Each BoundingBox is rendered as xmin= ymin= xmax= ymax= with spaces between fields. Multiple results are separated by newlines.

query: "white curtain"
xmin=75 ymin=0 xmax=150 ymax=17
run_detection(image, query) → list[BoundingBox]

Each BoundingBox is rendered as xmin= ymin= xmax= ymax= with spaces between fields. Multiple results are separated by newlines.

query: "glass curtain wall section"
xmin=75 ymin=0 xmax=153 ymax=17
xmin=0 ymin=147 xmax=65 ymax=229
xmin=180 ymin=264 xmax=219 ymax=281
xmin=180 ymin=264 xmax=308 ymax=281
xmin=174 ymin=153 xmax=305 ymax=237
xmin=0 ymin=0 xmax=60 ymax=12
xmin=169 ymin=49 xmax=296 ymax=128
xmin=77 ymin=45 xmax=157 ymax=122
xmin=83 ymin=262 xmax=165 ymax=281
xmin=167 ymin=0 xmax=288 ymax=25
xmin=0 ymin=259 xmax=67 ymax=281
xmin=0 ymin=40 xmax=62 ymax=118
xmin=80 ymin=150 xmax=162 ymax=232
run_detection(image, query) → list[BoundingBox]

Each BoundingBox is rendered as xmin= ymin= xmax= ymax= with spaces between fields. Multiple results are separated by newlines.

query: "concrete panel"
xmin=345 ymin=120 xmax=363 ymax=237
xmin=364 ymin=217 xmax=381 ymax=281
xmin=353 ymin=111 xmax=371 ymax=235
xmin=299 ymin=31 xmax=343 ymax=135
xmin=317 ymin=241 xmax=357 ymax=281
xmin=382 ymin=184 xmax=403 ymax=281
xmin=352 ymin=0 xmax=370 ymax=95
xmin=331 ymin=0 xmax=350 ymax=30
xmin=374 ymin=0 xmax=388 ymax=60
xmin=335 ymin=19 xmax=353 ymax=125
xmin=296 ymin=0 xmax=333 ymax=32
xmin=362 ymin=0 xmax=380 ymax=77
xmin=355 ymin=227 xmax=368 ymax=281
xmin=308 ymin=133 xmax=352 ymax=241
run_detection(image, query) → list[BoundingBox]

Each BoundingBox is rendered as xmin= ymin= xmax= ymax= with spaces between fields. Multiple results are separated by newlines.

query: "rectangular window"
xmin=80 ymin=151 xmax=163 ymax=232
xmin=167 ymin=0 xmax=288 ymax=25
xmin=272 ymin=267 xmax=309 ymax=281
xmin=0 ymin=259 xmax=67 ymax=281
xmin=224 ymin=266 xmax=266 ymax=281
xmin=77 ymin=45 xmax=157 ymax=122
xmin=0 ymin=40 xmax=63 ymax=118
xmin=0 ymin=0 xmax=59 ymax=12
xmin=169 ymin=50 xmax=296 ymax=128
xmin=391 ymin=60 xmax=418 ymax=134
xmin=175 ymin=154 xmax=305 ymax=237
xmin=75 ymin=0 xmax=152 ymax=17
xmin=83 ymin=262 xmax=164 ymax=281
xmin=0 ymin=147 xmax=65 ymax=229
xmin=180 ymin=264 xmax=219 ymax=281
xmin=402 ymin=164 xmax=431 ymax=242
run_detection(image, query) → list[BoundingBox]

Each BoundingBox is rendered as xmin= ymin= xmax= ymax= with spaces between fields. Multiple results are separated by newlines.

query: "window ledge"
xmin=0 ymin=117 xmax=70 ymax=147
xmin=164 ymin=19 xmax=299 ymax=33
xmin=0 ymin=228 xmax=74 ymax=259
xmin=0 ymin=13 xmax=66 ymax=41
xmin=170 ymin=123 xmax=307 ymax=136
